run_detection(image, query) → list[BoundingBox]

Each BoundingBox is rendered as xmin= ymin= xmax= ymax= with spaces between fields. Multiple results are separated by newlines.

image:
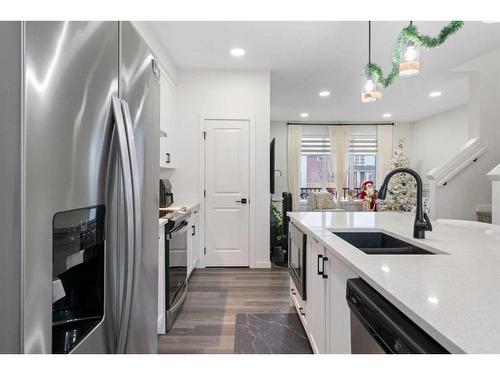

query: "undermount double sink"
xmin=332 ymin=231 xmax=437 ymax=255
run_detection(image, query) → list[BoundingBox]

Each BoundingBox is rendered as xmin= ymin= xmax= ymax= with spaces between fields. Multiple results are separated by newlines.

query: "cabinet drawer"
xmin=290 ymin=278 xmax=308 ymax=327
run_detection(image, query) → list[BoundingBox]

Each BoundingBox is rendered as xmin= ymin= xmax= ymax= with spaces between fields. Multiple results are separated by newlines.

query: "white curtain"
xmin=376 ymin=124 xmax=393 ymax=188
xmin=287 ymin=125 xmax=302 ymax=210
xmin=329 ymin=126 xmax=348 ymax=195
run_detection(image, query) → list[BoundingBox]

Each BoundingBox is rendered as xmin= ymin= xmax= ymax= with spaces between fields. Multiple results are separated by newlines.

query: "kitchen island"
xmin=288 ymin=211 xmax=500 ymax=354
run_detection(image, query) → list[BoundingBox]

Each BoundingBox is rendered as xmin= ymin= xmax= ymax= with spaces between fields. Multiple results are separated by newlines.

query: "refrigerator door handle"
xmin=111 ymin=96 xmax=135 ymax=354
xmin=120 ymin=99 xmax=143 ymax=351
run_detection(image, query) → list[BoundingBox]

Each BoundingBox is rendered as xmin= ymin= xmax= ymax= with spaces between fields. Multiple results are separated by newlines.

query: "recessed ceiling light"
xmin=319 ymin=90 xmax=331 ymax=97
xmin=300 ymin=113 xmax=309 ymax=118
xmin=230 ymin=48 xmax=245 ymax=57
xmin=382 ymin=113 xmax=392 ymax=118
xmin=429 ymin=91 xmax=442 ymax=97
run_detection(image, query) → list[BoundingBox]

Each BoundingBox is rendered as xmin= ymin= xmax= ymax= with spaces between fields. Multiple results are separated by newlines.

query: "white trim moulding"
xmin=426 ymin=138 xmax=486 ymax=187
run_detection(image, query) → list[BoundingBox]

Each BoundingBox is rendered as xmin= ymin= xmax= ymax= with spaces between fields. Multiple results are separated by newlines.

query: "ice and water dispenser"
xmin=52 ymin=205 xmax=105 ymax=354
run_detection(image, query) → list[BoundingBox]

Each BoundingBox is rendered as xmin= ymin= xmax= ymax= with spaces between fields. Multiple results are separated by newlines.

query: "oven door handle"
xmin=167 ymin=221 xmax=189 ymax=238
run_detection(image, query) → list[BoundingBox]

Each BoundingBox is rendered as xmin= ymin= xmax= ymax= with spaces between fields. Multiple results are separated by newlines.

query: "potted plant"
xmin=348 ymin=189 xmax=355 ymax=202
xmin=270 ymin=202 xmax=283 ymax=241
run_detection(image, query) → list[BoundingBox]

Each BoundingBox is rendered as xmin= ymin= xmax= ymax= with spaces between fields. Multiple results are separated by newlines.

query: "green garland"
xmin=364 ymin=21 xmax=464 ymax=88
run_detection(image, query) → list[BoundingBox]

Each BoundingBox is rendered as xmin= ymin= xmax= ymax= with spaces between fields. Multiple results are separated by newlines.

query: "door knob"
xmin=235 ymin=198 xmax=247 ymax=204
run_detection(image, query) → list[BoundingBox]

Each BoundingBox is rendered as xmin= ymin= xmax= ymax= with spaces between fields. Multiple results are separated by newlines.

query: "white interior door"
xmin=205 ymin=119 xmax=250 ymax=266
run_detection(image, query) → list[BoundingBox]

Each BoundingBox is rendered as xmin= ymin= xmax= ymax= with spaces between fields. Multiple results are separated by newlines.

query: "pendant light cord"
xmin=368 ymin=21 xmax=371 ymax=64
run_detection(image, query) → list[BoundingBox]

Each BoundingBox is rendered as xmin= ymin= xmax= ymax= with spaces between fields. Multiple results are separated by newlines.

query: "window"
xmin=346 ymin=134 xmax=377 ymax=189
xmin=299 ymin=131 xmax=378 ymax=198
xmin=300 ymin=136 xmax=334 ymax=190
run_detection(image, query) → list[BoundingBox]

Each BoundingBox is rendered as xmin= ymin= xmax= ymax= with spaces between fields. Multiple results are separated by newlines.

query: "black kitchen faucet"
xmin=378 ymin=168 xmax=433 ymax=239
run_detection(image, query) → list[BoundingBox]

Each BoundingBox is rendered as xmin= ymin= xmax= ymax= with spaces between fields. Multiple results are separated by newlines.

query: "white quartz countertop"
xmin=159 ymin=203 xmax=200 ymax=227
xmin=167 ymin=203 xmax=200 ymax=212
xmin=288 ymin=211 xmax=500 ymax=353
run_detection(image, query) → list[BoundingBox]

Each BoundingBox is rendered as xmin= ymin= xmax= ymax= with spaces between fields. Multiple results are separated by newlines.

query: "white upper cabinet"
xmin=160 ymin=77 xmax=175 ymax=136
xmin=159 ymin=65 xmax=176 ymax=169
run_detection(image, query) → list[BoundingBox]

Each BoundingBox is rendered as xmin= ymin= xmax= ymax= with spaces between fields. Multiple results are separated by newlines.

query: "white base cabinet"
xmin=187 ymin=209 xmax=199 ymax=278
xmin=305 ymin=236 xmax=327 ymax=353
xmin=290 ymin=279 xmax=308 ymax=335
xmin=326 ymin=253 xmax=357 ymax=353
xmin=290 ymin=233 xmax=358 ymax=353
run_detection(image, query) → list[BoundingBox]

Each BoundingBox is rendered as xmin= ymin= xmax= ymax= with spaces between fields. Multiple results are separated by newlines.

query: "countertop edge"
xmin=159 ymin=202 xmax=200 ymax=228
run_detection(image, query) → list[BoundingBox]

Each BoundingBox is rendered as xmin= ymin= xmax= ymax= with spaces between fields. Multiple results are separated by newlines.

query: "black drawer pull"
xmin=317 ymin=254 xmax=324 ymax=275
xmin=299 ymin=307 xmax=305 ymax=316
xmin=322 ymin=256 xmax=329 ymax=279
xmin=291 ymin=288 xmax=296 ymax=295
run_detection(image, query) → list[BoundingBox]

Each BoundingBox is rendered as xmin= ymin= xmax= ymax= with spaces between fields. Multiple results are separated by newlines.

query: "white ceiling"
xmin=151 ymin=21 xmax=500 ymax=123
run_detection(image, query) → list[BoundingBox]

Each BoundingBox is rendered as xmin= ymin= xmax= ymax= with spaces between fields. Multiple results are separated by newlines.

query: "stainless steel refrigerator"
xmin=0 ymin=21 xmax=160 ymax=353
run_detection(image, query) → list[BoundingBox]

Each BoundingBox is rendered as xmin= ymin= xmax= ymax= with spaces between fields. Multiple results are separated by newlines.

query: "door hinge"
xmin=203 ymin=131 xmax=207 ymax=140
xmin=203 ymin=189 xmax=206 ymax=198
xmin=204 ymin=247 xmax=206 ymax=255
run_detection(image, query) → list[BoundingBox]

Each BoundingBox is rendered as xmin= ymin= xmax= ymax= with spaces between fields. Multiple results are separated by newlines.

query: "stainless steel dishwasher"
xmin=346 ymin=278 xmax=449 ymax=354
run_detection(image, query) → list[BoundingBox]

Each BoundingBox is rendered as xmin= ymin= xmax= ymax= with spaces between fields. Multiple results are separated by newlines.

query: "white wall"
xmin=429 ymin=48 xmax=500 ymax=220
xmin=393 ymin=122 xmax=414 ymax=160
xmin=172 ymin=69 xmax=271 ymax=268
xmin=411 ymin=106 xmax=469 ymax=181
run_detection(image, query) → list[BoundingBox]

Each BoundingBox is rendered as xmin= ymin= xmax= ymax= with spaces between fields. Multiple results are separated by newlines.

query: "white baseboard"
xmin=252 ymin=261 xmax=272 ymax=268
xmin=195 ymin=261 xmax=272 ymax=268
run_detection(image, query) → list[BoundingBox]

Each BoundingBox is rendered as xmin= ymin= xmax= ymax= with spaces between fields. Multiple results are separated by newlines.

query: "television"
xmin=270 ymin=138 xmax=276 ymax=194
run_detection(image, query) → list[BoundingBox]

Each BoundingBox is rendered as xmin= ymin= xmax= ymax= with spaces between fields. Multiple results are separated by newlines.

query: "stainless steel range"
xmin=160 ymin=207 xmax=191 ymax=331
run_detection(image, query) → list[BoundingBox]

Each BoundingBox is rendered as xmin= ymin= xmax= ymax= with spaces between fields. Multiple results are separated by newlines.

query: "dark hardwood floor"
xmin=158 ymin=267 xmax=294 ymax=354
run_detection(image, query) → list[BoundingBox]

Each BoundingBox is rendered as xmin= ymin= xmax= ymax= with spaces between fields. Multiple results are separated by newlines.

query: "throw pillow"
xmin=315 ymin=192 xmax=335 ymax=209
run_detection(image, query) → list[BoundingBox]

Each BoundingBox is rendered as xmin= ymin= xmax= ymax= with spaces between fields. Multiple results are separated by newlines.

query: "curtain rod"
xmin=286 ymin=122 xmax=395 ymax=126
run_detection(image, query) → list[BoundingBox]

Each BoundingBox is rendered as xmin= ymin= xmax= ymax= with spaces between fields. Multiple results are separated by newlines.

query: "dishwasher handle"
xmin=346 ymin=278 xmax=449 ymax=354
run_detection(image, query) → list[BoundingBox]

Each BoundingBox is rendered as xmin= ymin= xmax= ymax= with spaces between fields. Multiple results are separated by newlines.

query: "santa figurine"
xmin=359 ymin=180 xmax=377 ymax=211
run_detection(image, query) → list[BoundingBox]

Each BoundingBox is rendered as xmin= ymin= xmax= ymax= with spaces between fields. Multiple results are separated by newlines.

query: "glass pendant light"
xmin=399 ymin=21 xmax=420 ymax=77
xmin=361 ymin=21 xmax=382 ymax=103
xmin=361 ymin=73 xmax=382 ymax=102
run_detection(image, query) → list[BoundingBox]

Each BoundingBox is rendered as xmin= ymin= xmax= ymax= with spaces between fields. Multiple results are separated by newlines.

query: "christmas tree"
xmin=379 ymin=140 xmax=417 ymax=212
